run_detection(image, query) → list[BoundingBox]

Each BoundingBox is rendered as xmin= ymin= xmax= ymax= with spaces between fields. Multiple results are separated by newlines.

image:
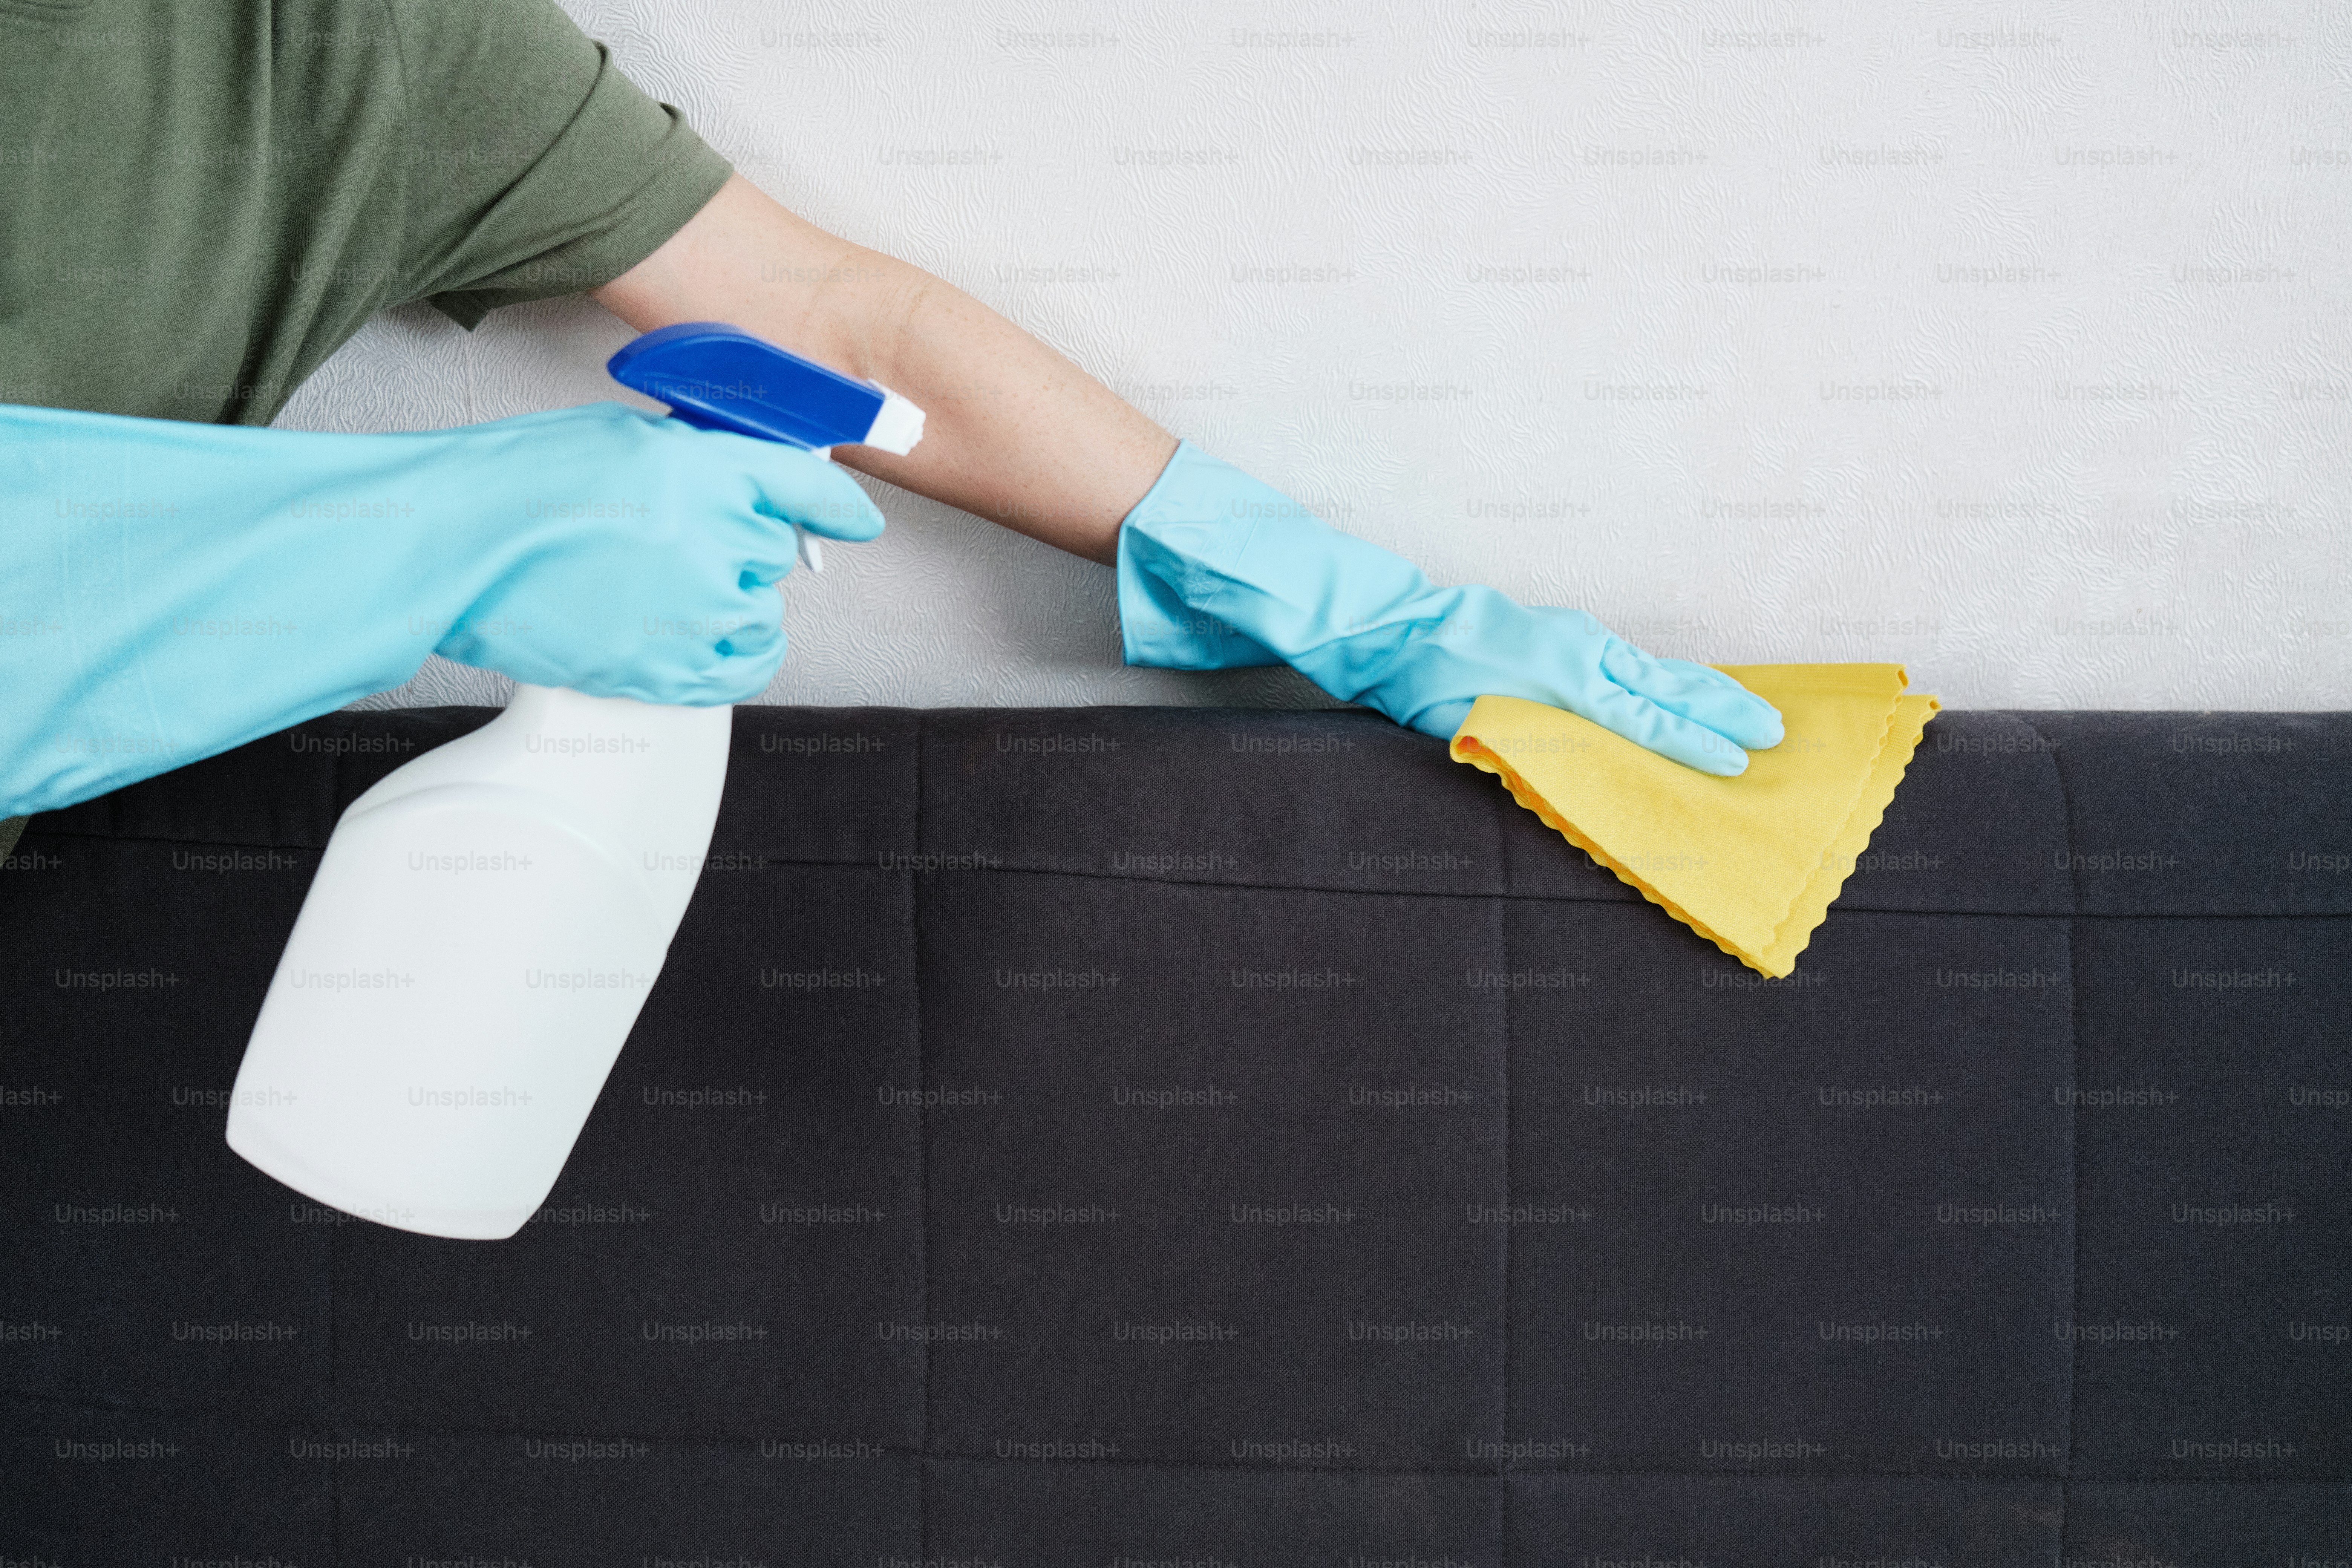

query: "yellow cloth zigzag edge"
xmin=1449 ymin=669 xmax=1940 ymax=978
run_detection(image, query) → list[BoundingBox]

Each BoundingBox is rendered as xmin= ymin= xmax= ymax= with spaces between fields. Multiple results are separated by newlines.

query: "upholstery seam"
xmin=329 ymin=1199 xmax=341 ymax=1566
xmin=23 ymin=825 xmax=2338 ymax=922
xmin=5 ymin=1387 xmax=2340 ymax=1487
xmin=912 ymin=708 xmax=931 ymax=1561
xmin=1490 ymin=756 xmax=1516 ymax=1563
xmin=2022 ymin=712 xmax=2082 ymax=1554
xmin=1497 ymin=872 xmax=1514 ymax=1561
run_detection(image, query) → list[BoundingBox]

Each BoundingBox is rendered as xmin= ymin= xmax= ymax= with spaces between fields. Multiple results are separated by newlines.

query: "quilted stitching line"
xmin=330 ymin=1200 xmax=342 ymax=1565
xmin=8 ymin=1388 xmax=2347 ymax=1485
xmin=1497 ymin=874 xmax=1515 ymax=1557
xmin=2021 ymin=714 xmax=2082 ymax=1552
xmin=913 ymin=708 xmax=932 ymax=1561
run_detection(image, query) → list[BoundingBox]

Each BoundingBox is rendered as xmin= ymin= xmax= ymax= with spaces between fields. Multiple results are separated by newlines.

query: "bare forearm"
xmin=594 ymin=175 xmax=1174 ymax=567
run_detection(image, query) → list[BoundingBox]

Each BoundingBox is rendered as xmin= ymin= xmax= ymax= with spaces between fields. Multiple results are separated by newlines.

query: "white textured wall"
xmin=286 ymin=0 xmax=2352 ymax=714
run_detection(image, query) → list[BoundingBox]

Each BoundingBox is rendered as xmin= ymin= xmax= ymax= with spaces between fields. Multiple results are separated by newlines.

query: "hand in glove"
xmin=1 ymin=401 xmax=884 ymax=817
xmin=1115 ymin=441 xmax=1781 ymax=775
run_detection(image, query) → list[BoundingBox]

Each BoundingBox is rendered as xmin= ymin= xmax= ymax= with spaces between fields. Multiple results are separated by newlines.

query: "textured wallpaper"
xmin=283 ymin=0 xmax=2352 ymax=714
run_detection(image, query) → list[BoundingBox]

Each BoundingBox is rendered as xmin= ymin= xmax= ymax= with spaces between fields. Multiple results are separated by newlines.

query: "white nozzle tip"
xmin=797 ymin=528 xmax=825 ymax=573
xmin=862 ymin=387 xmax=926 ymax=456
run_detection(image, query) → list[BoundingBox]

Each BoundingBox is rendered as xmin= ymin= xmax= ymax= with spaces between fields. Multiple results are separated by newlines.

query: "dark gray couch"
xmin=4 ymin=703 xmax=2347 ymax=1562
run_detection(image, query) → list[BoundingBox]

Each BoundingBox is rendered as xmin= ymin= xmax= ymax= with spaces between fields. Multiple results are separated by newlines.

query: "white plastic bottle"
xmin=227 ymin=686 xmax=732 ymax=1238
xmin=226 ymin=325 xmax=922 ymax=1239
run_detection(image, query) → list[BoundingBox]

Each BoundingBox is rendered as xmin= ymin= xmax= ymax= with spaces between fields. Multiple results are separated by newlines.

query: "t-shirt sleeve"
xmin=387 ymin=0 xmax=734 ymax=328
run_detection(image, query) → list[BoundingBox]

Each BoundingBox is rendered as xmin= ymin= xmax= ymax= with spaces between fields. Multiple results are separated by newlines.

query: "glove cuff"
xmin=1113 ymin=440 xmax=1284 ymax=670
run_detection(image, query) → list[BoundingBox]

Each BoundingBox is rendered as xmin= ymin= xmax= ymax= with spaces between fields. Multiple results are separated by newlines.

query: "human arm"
xmin=594 ymin=175 xmax=1782 ymax=771
xmin=0 ymin=403 xmax=881 ymax=818
xmin=594 ymin=173 xmax=1170 ymax=569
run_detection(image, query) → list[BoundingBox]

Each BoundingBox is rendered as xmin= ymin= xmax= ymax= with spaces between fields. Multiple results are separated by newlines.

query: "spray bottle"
xmin=225 ymin=325 xmax=923 ymax=1239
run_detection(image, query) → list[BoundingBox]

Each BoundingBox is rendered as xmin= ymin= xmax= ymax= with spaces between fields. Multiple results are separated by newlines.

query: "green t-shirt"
xmin=0 ymin=0 xmax=735 ymax=851
xmin=0 ymin=0 xmax=733 ymax=427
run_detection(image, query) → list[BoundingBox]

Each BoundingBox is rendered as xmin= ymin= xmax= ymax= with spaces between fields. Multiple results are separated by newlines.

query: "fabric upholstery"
xmin=2 ymin=703 xmax=2346 ymax=1561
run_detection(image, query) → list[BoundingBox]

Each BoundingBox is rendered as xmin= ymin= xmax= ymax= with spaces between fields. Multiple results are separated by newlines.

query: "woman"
xmin=0 ymin=0 xmax=1778 ymax=839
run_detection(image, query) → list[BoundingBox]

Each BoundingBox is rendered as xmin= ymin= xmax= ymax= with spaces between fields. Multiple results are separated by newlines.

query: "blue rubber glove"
xmin=0 ymin=400 xmax=884 ymax=818
xmin=1116 ymin=441 xmax=1782 ymax=775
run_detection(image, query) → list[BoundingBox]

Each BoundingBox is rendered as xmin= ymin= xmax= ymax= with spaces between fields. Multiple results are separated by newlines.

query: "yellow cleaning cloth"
xmin=1449 ymin=665 xmax=1940 ymax=977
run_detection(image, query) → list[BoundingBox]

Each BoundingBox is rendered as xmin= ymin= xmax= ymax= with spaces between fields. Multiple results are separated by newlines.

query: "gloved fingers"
xmin=737 ymin=548 xmax=796 ymax=592
xmin=561 ymin=635 xmax=782 ymax=706
xmin=715 ymin=616 xmax=783 ymax=661
xmin=1573 ymin=679 xmax=1754 ymax=776
xmin=1599 ymin=640 xmax=1784 ymax=751
xmin=717 ymin=433 xmax=887 ymax=542
xmin=707 ymin=576 xmax=787 ymax=663
xmin=693 ymin=622 xmax=788 ymax=704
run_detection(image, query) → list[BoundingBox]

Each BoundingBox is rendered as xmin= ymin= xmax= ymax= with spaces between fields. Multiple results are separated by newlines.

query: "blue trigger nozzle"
xmin=606 ymin=322 xmax=886 ymax=452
